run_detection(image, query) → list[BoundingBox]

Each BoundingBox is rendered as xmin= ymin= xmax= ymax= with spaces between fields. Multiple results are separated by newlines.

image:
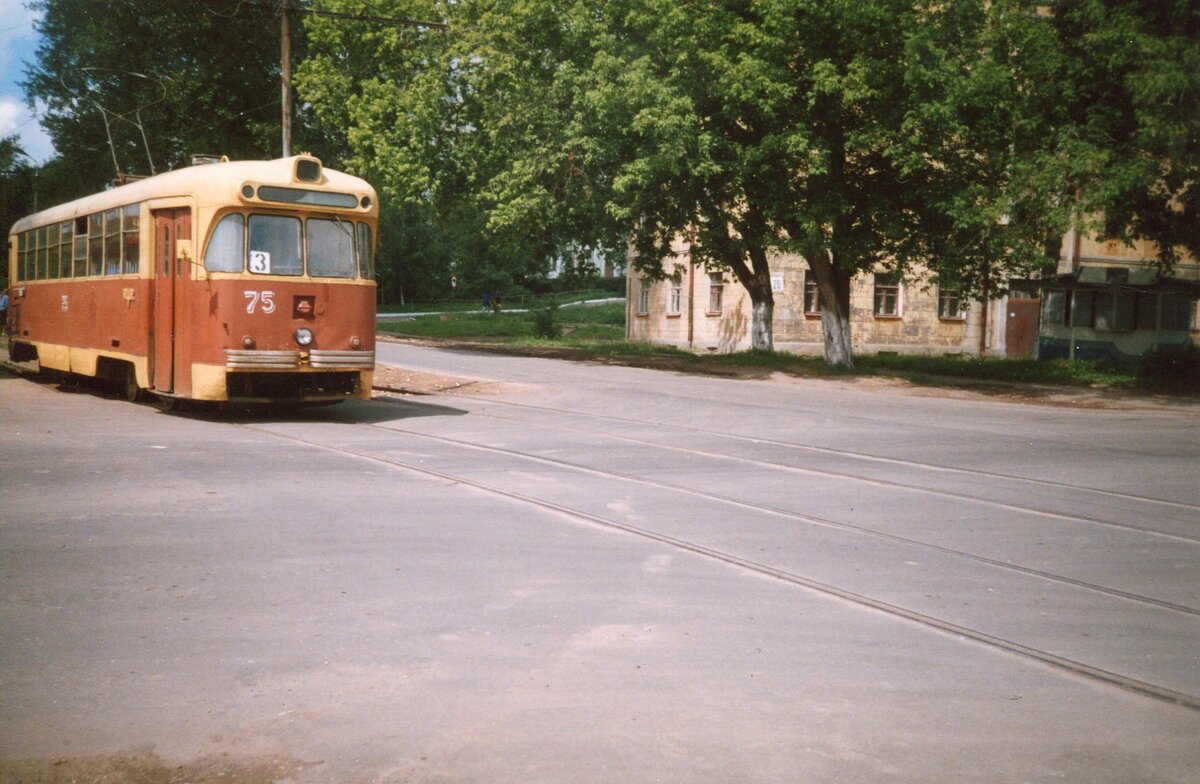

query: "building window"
xmin=803 ymin=273 xmax=821 ymax=314
xmin=707 ymin=272 xmax=724 ymax=313
xmin=1042 ymin=289 xmax=1069 ymax=325
xmin=637 ymin=279 xmax=650 ymax=315
xmin=668 ymin=275 xmax=682 ymax=315
xmin=938 ymin=285 xmax=964 ymax=319
xmin=1091 ymin=290 xmax=1135 ymax=331
xmin=873 ymin=272 xmax=901 ymax=317
xmin=1161 ymin=294 xmax=1193 ymax=331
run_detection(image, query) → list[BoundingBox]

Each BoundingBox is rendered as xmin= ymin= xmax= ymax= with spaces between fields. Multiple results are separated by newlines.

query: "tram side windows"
xmin=205 ymin=213 xmax=245 ymax=272
xmin=58 ymin=221 xmax=73 ymax=278
xmin=122 ymin=205 xmax=139 ymax=274
xmin=357 ymin=223 xmax=374 ymax=280
xmin=16 ymin=231 xmax=26 ymax=282
xmin=87 ymin=213 xmax=104 ymax=276
xmin=73 ymin=217 xmax=87 ymax=277
xmin=307 ymin=218 xmax=355 ymax=278
xmin=47 ymin=223 xmax=60 ymax=279
xmin=248 ymin=214 xmax=302 ymax=276
xmin=104 ymin=209 xmax=122 ymax=275
xmin=35 ymin=225 xmax=47 ymax=279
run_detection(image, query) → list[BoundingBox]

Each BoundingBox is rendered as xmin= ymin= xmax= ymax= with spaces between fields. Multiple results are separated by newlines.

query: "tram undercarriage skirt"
xmin=225 ymin=371 xmax=360 ymax=401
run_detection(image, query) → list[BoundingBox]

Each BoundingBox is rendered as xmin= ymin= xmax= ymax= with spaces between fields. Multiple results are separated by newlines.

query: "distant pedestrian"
xmin=481 ymin=291 xmax=491 ymax=310
xmin=0 ymin=291 xmax=8 ymax=335
xmin=492 ymin=295 xmax=502 ymax=314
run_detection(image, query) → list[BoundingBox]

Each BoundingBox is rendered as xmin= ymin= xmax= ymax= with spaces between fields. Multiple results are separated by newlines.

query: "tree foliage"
xmin=21 ymin=0 xmax=337 ymax=202
xmin=1 ymin=136 xmax=36 ymax=248
xmin=297 ymin=0 xmax=626 ymax=304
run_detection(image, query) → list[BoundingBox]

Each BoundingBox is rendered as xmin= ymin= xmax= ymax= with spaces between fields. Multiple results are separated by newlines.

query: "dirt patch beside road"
xmin=372 ymin=361 xmax=522 ymax=397
xmin=0 ymin=750 xmax=317 ymax=784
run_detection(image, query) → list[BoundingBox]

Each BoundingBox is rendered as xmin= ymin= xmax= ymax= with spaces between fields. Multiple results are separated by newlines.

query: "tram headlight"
xmin=350 ymin=336 xmax=362 ymax=349
xmin=294 ymin=327 xmax=314 ymax=347
xmin=242 ymin=336 xmax=255 ymax=349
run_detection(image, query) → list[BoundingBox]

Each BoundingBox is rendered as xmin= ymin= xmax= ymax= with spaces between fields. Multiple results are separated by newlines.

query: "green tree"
xmin=326 ymin=0 xmax=1029 ymax=363
xmin=296 ymin=0 xmax=624 ymax=305
xmin=21 ymin=0 xmax=337 ymax=202
xmin=301 ymin=0 xmax=1199 ymax=363
xmin=1 ymin=136 xmax=37 ymax=240
xmin=1048 ymin=0 xmax=1200 ymax=268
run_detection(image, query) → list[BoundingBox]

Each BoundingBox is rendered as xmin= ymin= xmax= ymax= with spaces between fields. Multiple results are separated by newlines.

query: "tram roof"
xmin=9 ymin=156 xmax=377 ymax=234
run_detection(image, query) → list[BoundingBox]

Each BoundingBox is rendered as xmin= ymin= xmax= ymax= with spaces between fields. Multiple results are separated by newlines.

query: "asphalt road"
xmin=2 ymin=342 xmax=1198 ymax=783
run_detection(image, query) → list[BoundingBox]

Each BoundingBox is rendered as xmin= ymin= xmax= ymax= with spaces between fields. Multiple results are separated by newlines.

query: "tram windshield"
xmin=204 ymin=212 xmax=373 ymax=279
xmin=307 ymin=219 xmax=356 ymax=278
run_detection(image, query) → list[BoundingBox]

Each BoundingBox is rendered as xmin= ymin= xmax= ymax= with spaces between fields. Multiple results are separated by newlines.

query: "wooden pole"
xmin=280 ymin=0 xmax=293 ymax=157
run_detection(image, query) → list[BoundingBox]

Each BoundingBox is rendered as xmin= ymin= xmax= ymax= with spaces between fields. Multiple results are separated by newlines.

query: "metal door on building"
xmin=151 ymin=209 xmax=192 ymax=394
xmin=1005 ymin=298 xmax=1040 ymax=358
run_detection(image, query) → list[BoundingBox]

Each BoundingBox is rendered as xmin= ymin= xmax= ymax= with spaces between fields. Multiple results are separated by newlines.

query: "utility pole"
xmin=280 ymin=0 xmax=293 ymax=157
xmin=271 ymin=0 xmax=445 ymax=158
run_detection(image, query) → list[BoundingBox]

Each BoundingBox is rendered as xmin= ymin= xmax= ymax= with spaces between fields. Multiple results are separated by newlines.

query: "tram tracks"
xmin=446 ymin=393 xmax=1200 ymax=535
xmin=239 ymin=402 xmax=1200 ymax=712
xmin=360 ymin=418 xmax=1200 ymax=619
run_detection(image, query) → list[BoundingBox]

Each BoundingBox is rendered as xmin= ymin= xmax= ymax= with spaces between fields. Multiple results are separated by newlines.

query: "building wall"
xmin=627 ymin=250 xmax=994 ymax=356
xmin=1042 ymin=229 xmax=1200 ymax=356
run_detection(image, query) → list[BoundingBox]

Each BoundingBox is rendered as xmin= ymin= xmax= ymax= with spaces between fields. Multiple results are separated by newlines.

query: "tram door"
xmin=151 ymin=209 xmax=192 ymax=395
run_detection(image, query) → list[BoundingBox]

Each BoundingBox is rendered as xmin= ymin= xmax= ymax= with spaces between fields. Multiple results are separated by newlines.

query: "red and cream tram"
xmin=5 ymin=155 xmax=378 ymax=406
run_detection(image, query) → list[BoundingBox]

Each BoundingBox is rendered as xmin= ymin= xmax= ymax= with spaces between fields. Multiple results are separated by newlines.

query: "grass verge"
xmin=378 ymin=304 xmax=1197 ymax=396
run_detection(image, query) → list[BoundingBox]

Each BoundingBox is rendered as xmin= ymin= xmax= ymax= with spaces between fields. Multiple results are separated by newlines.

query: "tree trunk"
xmin=820 ymin=307 xmax=853 ymax=367
xmin=724 ymin=243 xmax=775 ymax=352
xmin=750 ymin=298 xmax=773 ymax=351
xmin=804 ymin=246 xmax=854 ymax=368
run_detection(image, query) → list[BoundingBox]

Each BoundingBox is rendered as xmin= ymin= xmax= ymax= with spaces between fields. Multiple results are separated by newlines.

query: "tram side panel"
xmin=8 ymin=278 xmax=153 ymax=382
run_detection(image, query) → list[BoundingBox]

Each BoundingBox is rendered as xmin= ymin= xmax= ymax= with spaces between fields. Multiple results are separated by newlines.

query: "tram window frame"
xmin=122 ymin=204 xmax=140 ymax=274
xmin=16 ymin=231 xmax=26 ymax=282
xmin=73 ymin=217 xmax=88 ymax=277
xmin=104 ymin=208 xmax=122 ymax=275
xmin=248 ymin=214 xmax=303 ymax=276
xmin=25 ymin=229 xmax=34 ymax=281
xmin=307 ymin=217 xmax=356 ymax=279
xmin=48 ymin=222 xmax=62 ymax=279
xmin=57 ymin=221 xmax=73 ymax=278
xmin=357 ymin=222 xmax=374 ymax=280
xmin=87 ymin=213 xmax=104 ymax=276
xmin=205 ymin=213 xmax=246 ymax=273
xmin=35 ymin=225 xmax=47 ymax=279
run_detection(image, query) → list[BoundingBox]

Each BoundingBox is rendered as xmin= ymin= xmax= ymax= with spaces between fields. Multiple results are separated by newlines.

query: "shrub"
xmin=532 ymin=304 xmax=563 ymax=340
xmin=1137 ymin=344 xmax=1200 ymax=392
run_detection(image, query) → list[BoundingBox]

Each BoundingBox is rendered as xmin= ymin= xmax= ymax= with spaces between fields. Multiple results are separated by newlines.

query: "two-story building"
xmin=626 ymin=232 xmax=1200 ymax=362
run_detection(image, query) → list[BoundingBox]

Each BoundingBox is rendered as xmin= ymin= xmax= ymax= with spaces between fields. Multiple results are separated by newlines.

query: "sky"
xmin=1 ymin=0 xmax=55 ymax=163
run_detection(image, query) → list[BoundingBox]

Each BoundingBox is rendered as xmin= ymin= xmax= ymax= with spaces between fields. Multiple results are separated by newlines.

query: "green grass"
xmin=376 ymin=303 xmax=1198 ymax=394
xmin=378 ymin=289 xmax=620 ymax=314
xmin=378 ymin=312 xmax=534 ymax=339
xmin=377 ymin=300 xmax=627 ymax=341
xmin=854 ymin=354 xmax=1139 ymax=388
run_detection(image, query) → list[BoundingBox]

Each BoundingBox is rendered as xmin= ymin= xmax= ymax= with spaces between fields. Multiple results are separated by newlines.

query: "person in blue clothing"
xmin=481 ymin=291 xmax=491 ymax=310
xmin=0 ymin=291 xmax=8 ymax=335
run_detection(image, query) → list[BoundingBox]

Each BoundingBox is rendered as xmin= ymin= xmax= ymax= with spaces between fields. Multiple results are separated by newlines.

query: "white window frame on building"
xmin=638 ymin=279 xmax=651 ymax=316
xmin=873 ymin=272 xmax=902 ymax=317
xmin=707 ymin=272 xmax=724 ymax=314
xmin=803 ymin=272 xmax=822 ymax=315
xmin=938 ymin=284 xmax=965 ymax=320
xmin=668 ymin=274 xmax=682 ymax=316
